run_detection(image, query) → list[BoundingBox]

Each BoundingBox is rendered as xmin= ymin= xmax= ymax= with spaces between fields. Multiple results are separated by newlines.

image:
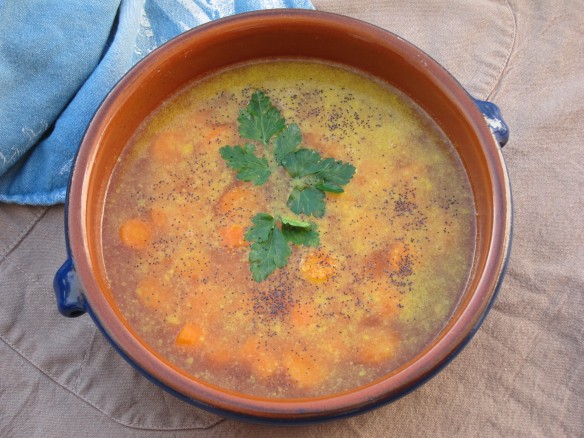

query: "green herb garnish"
xmin=245 ymin=213 xmax=319 ymax=282
xmin=238 ymin=90 xmax=286 ymax=147
xmin=219 ymin=90 xmax=355 ymax=281
xmin=281 ymin=215 xmax=320 ymax=248
xmin=274 ymin=124 xmax=302 ymax=164
xmin=219 ymin=144 xmax=271 ymax=185
xmin=283 ymin=149 xmax=355 ymax=217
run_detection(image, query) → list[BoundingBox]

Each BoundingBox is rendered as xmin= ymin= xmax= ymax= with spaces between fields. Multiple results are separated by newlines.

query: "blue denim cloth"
xmin=0 ymin=0 xmax=314 ymax=205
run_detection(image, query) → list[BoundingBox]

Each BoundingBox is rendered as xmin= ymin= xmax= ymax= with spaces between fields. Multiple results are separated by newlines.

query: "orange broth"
xmin=101 ymin=61 xmax=476 ymax=398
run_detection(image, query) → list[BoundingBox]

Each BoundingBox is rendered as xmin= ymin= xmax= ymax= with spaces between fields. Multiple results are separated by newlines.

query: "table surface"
xmin=1 ymin=1 xmax=583 ymax=436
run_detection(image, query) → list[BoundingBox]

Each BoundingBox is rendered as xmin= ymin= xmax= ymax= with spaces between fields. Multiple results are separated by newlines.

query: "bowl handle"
xmin=54 ymin=258 xmax=86 ymax=317
xmin=473 ymin=98 xmax=510 ymax=147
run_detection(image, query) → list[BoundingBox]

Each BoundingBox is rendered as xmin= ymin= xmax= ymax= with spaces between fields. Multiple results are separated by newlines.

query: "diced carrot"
xmin=366 ymin=250 xmax=384 ymax=277
xmin=217 ymin=185 xmax=260 ymax=215
xmin=356 ymin=329 xmax=398 ymax=364
xmin=203 ymin=125 xmax=231 ymax=148
xmin=368 ymin=241 xmax=410 ymax=277
xmin=219 ymin=224 xmax=247 ymax=248
xmin=241 ymin=336 xmax=280 ymax=379
xmin=135 ymin=277 xmax=173 ymax=310
xmin=303 ymin=132 xmax=348 ymax=161
xmin=150 ymin=131 xmax=192 ymax=164
xmin=176 ymin=322 xmax=205 ymax=347
xmin=119 ymin=218 xmax=151 ymax=249
xmin=361 ymin=285 xmax=400 ymax=324
xmin=284 ymin=352 xmax=325 ymax=389
xmin=302 ymin=132 xmax=322 ymax=149
xmin=352 ymin=159 xmax=379 ymax=187
xmin=300 ymin=251 xmax=336 ymax=284
xmin=192 ymin=109 xmax=215 ymax=126
xmin=289 ymin=302 xmax=317 ymax=328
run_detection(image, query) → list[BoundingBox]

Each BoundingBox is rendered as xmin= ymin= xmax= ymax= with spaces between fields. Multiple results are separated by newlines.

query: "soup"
xmin=101 ymin=61 xmax=476 ymax=398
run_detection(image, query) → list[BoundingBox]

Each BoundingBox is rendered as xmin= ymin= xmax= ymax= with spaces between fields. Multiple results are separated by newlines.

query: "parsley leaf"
xmin=246 ymin=213 xmax=291 ymax=282
xmin=238 ymin=90 xmax=286 ymax=146
xmin=314 ymin=182 xmax=345 ymax=194
xmin=280 ymin=216 xmax=312 ymax=228
xmin=281 ymin=148 xmax=323 ymax=178
xmin=282 ymin=149 xmax=355 ymax=215
xmin=245 ymin=213 xmax=276 ymax=242
xmin=274 ymin=123 xmax=302 ymax=164
xmin=315 ymin=158 xmax=356 ymax=191
xmin=219 ymin=144 xmax=271 ymax=185
xmin=281 ymin=217 xmax=320 ymax=247
xmin=287 ymin=187 xmax=326 ymax=218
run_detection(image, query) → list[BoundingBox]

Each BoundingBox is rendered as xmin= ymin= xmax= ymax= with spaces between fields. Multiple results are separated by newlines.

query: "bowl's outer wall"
xmin=66 ymin=10 xmax=511 ymax=422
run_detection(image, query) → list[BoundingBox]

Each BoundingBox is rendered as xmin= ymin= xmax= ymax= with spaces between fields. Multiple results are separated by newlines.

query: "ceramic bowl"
xmin=54 ymin=10 xmax=511 ymax=424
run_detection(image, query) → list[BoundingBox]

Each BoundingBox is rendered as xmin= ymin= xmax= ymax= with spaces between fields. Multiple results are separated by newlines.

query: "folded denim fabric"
xmin=0 ymin=0 xmax=314 ymax=205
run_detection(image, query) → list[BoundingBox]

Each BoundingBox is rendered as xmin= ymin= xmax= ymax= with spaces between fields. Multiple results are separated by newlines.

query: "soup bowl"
xmin=54 ymin=9 xmax=511 ymax=423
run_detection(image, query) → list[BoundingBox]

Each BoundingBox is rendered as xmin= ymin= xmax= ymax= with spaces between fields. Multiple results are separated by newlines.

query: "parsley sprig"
xmin=219 ymin=90 xmax=355 ymax=281
xmin=219 ymin=144 xmax=270 ymax=185
xmin=283 ymin=149 xmax=355 ymax=217
xmin=238 ymin=90 xmax=286 ymax=148
xmin=246 ymin=213 xmax=319 ymax=282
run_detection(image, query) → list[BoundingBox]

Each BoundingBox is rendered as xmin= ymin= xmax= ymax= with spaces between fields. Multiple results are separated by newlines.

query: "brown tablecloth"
xmin=1 ymin=1 xmax=582 ymax=436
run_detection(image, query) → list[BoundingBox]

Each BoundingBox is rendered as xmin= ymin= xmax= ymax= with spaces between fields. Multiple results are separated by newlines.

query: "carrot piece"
xmin=217 ymin=185 xmax=259 ymax=215
xmin=192 ymin=109 xmax=215 ymax=127
xmin=176 ymin=322 xmax=205 ymax=347
xmin=284 ymin=352 xmax=325 ymax=389
xmin=300 ymin=251 xmax=336 ymax=283
xmin=367 ymin=250 xmax=385 ymax=277
xmin=303 ymin=132 xmax=347 ymax=161
xmin=135 ymin=277 xmax=173 ymax=310
xmin=150 ymin=131 xmax=192 ymax=164
xmin=203 ymin=125 xmax=231 ymax=148
xmin=352 ymin=159 xmax=384 ymax=188
xmin=219 ymin=224 xmax=247 ymax=248
xmin=368 ymin=241 xmax=410 ymax=277
xmin=119 ymin=218 xmax=151 ymax=249
xmin=361 ymin=285 xmax=400 ymax=325
xmin=289 ymin=302 xmax=316 ymax=328
xmin=356 ymin=329 xmax=398 ymax=364
xmin=241 ymin=336 xmax=280 ymax=379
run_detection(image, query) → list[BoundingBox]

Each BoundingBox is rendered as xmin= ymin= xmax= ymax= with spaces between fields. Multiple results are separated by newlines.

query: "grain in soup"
xmin=101 ymin=60 xmax=476 ymax=398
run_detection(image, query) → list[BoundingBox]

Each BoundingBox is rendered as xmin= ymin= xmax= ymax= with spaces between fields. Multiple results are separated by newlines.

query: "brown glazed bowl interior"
xmin=67 ymin=10 xmax=511 ymax=423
